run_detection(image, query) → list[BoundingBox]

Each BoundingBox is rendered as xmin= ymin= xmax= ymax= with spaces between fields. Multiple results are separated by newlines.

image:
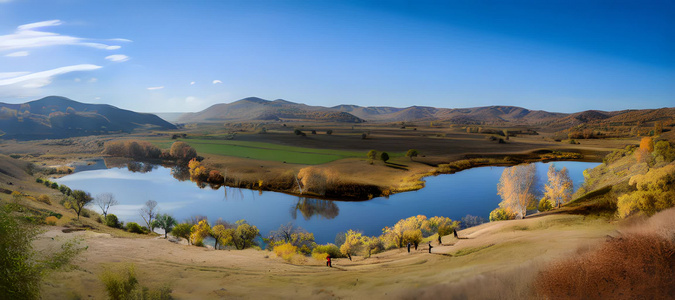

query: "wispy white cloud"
xmin=190 ymin=81 xmax=195 ymax=85
xmin=109 ymin=38 xmax=133 ymax=42
xmin=147 ymin=86 xmax=164 ymax=90
xmin=212 ymin=80 xmax=222 ymax=84
xmin=105 ymin=54 xmax=129 ymax=62
xmin=74 ymin=78 xmax=81 ymax=82
xmin=0 ymin=19 xmax=126 ymax=52
xmin=0 ymin=64 xmax=102 ymax=88
xmin=5 ymin=51 xmax=28 ymax=57
xmin=0 ymin=72 xmax=29 ymax=79
xmin=88 ymin=77 xmax=98 ymax=83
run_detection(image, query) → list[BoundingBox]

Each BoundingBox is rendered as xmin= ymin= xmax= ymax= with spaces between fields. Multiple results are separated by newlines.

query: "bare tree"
xmin=497 ymin=164 xmax=537 ymax=219
xmin=94 ymin=193 xmax=118 ymax=219
xmin=544 ymin=164 xmax=573 ymax=208
xmin=140 ymin=200 xmax=158 ymax=232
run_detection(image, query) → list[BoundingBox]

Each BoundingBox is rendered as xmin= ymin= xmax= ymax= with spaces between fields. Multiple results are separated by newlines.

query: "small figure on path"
xmin=326 ymin=255 xmax=332 ymax=268
xmin=428 ymin=242 xmax=433 ymax=253
xmin=438 ymin=234 xmax=442 ymax=245
xmin=407 ymin=242 xmax=411 ymax=253
xmin=453 ymin=228 xmax=458 ymax=239
xmin=414 ymin=241 xmax=418 ymax=251
xmin=347 ymin=253 xmax=352 ymax=261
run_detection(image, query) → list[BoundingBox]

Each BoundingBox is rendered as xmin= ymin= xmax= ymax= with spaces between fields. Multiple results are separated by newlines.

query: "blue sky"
xmin=0 ymin=0 xmax=673 ymax=113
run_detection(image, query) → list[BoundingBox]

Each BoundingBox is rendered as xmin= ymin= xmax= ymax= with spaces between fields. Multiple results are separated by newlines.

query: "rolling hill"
xmin=0 ymin=96 xmax=176 ymax=140
xmin=178 ymin=97 xmax=365 ymax=123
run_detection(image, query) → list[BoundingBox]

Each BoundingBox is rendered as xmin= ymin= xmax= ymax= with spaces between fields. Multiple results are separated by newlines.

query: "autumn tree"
xmin=65 ymin=190 xmax=93 ymax=220
xmin=617 ymin=164 xmax=675 ymax=218
xmin=427 ymin=216 xmax=459 ymax=240
xmin=381 ymin=215 xmax=429 ymax=248
xmin=169 ymin=141 xmax=197 ymax=161
xmin=340 ymin=230 xmax=364 ymax=258
xmin=154 ymin=214 xmax=177 ymax=239
xmin=544 ymin=164 xmax=573 ymax=208
xmin=139 ymin=200 xmax=158 ymax=233
xmin=496 ymin=164 xmax=537 ymax=219
xmin=94 ymin=193 xmax=118 ymax=219
xmin=635 ymin=137 xmax=654 ymax=164
xmin=211 ymin=224 xmax=234 ymax=249
xmin=232 ymin=220 xmax=259 ymax=250
xmin=406 ymin=149 xmax=419 ymax=161
xmin=189 ymin=219 xmax=211 ymax=246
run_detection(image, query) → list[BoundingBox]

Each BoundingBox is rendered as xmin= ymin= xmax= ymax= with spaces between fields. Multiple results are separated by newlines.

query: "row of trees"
xmin=492 ymin=163 xmax=574 ymax=221
xmin=271 ymin=215 xmax=460 ymax=262
xmin=170 ymin=218 xmax=260 ymax=249
xmin=103 ymin=140 xmax=197 ymax=162
xmin=366 ymin=149 xmax=420 ymax=164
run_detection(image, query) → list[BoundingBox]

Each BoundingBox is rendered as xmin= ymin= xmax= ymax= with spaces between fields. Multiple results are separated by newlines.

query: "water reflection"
xmin=291 ymin=197 xmax=340 ymax=220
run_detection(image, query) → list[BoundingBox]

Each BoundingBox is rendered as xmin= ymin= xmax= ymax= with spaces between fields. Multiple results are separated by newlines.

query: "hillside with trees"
xmin=0 ymin=96 xmax=176 ymax=140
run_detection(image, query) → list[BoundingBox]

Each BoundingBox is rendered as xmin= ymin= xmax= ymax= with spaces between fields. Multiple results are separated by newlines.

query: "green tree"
xmin=0 ymin=208 xmax=83 ymax=299
xmin=380 ymin=152 xmax=389 ymax=163
xmin=65 ymin=190 xmax=93 ymax=220
xmin=406 ymin=149 xmax=419 ymax=161
xmin=171 ymin=223 xmax=192 ymax=244
xmin=154 ymin=214 xmax=177 ymax=239
xmin=233 ymin=220 xmax=259 ymax=250
xmin=367 ymin=150 xmax=378 ymax=163
xmin=211 ymin=224 xmax=234 ymax=250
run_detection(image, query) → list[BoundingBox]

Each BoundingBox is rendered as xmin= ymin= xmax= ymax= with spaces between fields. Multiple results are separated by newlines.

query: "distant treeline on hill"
xmin=103 ymin=140 xmax=197 ymax=161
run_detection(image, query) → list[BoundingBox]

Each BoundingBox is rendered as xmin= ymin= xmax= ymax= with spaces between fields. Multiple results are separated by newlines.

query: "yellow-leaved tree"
xmin=617 ymin=164 xmax=675 ymax=218
xmin=544 ymin=164 xmax=573 ymax=208
xmin=496 ymin=164 xmax=537 ymax=219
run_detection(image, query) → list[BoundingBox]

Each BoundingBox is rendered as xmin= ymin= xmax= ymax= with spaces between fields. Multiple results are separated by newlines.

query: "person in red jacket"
xmin=326 ymin=255 xmax=332 ymax=267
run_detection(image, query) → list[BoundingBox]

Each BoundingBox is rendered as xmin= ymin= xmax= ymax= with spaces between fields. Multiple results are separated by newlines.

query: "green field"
xmin=152 ymin=139 xmax=376 ymax=164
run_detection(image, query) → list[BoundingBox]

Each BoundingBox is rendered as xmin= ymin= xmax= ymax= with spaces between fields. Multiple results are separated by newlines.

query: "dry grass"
xmin=535 ymin=208 xmax=675 ymax=300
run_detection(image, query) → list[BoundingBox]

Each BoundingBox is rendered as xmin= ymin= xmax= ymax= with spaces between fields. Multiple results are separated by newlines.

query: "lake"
xmin=56 ymin=161 xmax=599 ymax=244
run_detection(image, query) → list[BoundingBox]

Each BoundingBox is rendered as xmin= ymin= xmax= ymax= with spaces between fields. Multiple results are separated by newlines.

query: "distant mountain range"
xmin=0 ymin=96 xmax=176 ymax=140
xmin=177 ymin=97 xmax=674 ymax=128
xmin=1 ymin=96 xmax=672 ymax=140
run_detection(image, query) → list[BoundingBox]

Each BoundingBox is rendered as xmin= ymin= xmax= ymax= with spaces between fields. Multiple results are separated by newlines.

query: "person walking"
xmin=428 ymin=242 xmax=433 ymax=253
xmin=326 ymin=255 xmax=332 ymax=268
xmin=407 ymin=242 xmax=411 ymax=253
xmin=453 ymin=228 xmax=458 ymax=239
xmin=438 ymin=234 xmax=442 ymax=245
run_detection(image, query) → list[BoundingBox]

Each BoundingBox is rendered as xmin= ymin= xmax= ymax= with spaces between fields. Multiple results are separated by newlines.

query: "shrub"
xmin=50 ymin=182 xmax=59 ymax=189
xmin=535 ymin=234 xmax=675 ymax=299
xmin=45 ymin=216 xmax=58 ymax=226
xmin=326 ymin=129 xmax=333 ymax=135
xmin=106 ymin=214 xmax=120 ymax=228
xmin=37 ymin=194 xmax=51 ymax=205
xmin=273 ymin=242 xmax=298 ymax=262
xmin=100 ymin=264 xmax=172 ymax=300
xmin=312 ymin=243 xmax=342 ymax=259
xmin=172 ymin=223 xmax=192 ymax=244
xmin=36 ymin=178 xmax=43 ymax=183
xmin=538 ymin=197 xmax=553 ymax=212
xmin=489 ymin=207 xmax=515 ymax=222
xmin=126 ymin=222 xmax=144 ymax=234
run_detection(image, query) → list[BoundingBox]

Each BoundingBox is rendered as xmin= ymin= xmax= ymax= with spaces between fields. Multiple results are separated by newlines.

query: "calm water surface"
xmin=56 ymin=161 xmax=599 ymax=243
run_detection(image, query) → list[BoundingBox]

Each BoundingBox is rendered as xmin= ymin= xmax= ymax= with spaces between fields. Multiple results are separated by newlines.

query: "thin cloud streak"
xmin=0 ymin=19 xmax=126 ymax=52
xmin=0 ymin=64 xmax=102 ymax=87
xmin=105 ymin=54 xmax=129 ymax=62
xmin=147 ymin=86 xmax=164 ymax=90
xmin=5 ymin=51 xmax=28 ymax=57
